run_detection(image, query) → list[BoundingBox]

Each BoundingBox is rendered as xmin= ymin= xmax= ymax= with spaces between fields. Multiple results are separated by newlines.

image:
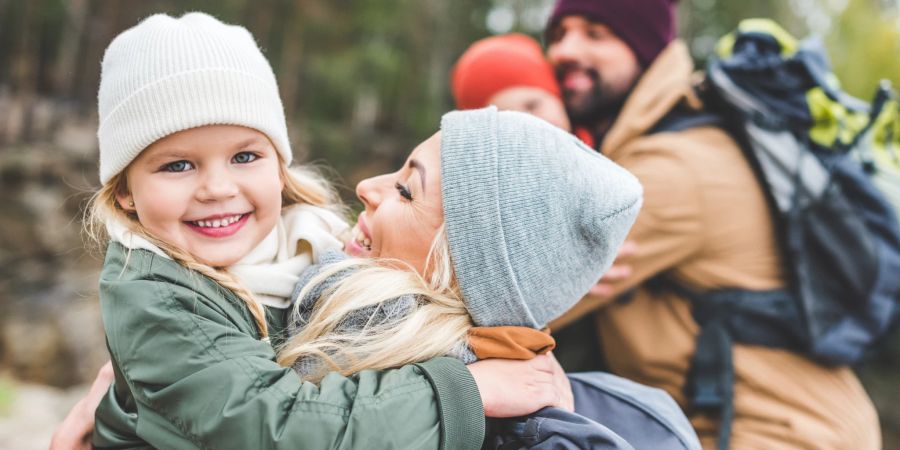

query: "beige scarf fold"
xmin=108 ymin=204 xmax=349 ymax=308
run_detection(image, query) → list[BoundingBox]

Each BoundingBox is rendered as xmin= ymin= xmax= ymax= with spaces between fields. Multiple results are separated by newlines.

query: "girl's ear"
xmin=116 ymin=193 xmax=136 ymax=212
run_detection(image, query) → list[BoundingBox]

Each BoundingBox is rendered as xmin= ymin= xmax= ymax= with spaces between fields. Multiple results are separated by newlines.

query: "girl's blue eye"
xmin=162 ymin=160 xmax=193 ymax=172
xmin=233 ymin=152 xmax=258 ymax=164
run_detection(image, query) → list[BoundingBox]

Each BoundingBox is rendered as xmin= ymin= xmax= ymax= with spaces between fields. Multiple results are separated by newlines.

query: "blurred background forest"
xmin=0 ymin=0 xmax=898 ymax=448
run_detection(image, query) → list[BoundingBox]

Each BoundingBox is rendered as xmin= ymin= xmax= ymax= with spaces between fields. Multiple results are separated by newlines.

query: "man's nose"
xmin=547 ymin=32 xmax=581 ymax=65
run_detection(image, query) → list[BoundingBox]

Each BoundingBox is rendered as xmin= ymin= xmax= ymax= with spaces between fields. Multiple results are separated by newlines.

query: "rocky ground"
xmin=0 ymin=377 xmax=89 ymax=450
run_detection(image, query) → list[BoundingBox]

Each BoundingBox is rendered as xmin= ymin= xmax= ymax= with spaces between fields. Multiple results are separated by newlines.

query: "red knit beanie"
xmin=545 ymin=0 xmax=678 ymax=68
xmin=452 ymin=33 xmax=561 ymax=110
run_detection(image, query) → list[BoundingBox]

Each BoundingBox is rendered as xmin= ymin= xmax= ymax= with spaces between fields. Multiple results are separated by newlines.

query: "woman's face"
xmin=117 ymin=125 xmax=284 ymax=268
xmin=348 ymin=131 xmax=444 ymax=275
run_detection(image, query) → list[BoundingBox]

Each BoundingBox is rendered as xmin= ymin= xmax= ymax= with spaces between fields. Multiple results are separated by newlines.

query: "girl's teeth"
xmin=194 ymin=215 xmax=242 ymax=228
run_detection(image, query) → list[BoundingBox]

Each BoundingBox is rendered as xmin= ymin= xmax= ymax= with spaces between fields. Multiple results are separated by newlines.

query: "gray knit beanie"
xmin=441 ymin=107 xmax=642 ymax=328
xmin=97 ymin=12 xmax=291 ymax=183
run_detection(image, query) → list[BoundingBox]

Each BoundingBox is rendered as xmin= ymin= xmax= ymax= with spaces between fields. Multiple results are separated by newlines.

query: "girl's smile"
xmin=184 ymin=212 xmax=252 ymax=238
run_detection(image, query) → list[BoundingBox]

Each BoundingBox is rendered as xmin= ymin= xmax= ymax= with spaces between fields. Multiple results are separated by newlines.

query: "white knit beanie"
xmin=97 ymin=12 xmax=291 ymax=184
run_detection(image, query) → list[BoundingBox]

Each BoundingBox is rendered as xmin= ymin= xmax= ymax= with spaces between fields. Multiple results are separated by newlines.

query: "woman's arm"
xmin=99 ymin=277 xmax=466 ymax=449
xmin=75 ymin=354 xmax=570 ymax=450
xmin=98 ymin=278 xmax=569 ymax=449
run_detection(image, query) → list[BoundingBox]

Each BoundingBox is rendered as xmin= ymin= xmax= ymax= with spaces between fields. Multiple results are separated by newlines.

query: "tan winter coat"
xmin=553 ymin=41 xmax=881 ymax=450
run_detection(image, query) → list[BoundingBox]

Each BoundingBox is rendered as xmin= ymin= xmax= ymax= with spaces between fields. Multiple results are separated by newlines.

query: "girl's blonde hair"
xmin=276 ymin=225 xmax=473 ymax=381
xmin=85 ymin=159 xmax=342 ymax=339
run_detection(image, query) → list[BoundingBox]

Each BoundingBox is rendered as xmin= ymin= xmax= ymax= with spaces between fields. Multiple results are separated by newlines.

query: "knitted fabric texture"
xmin=440 ymin=107 xmax=642 ymax=328
xmin=452 ymin=33 xmax=561 ymax=110
xmin=97 ymin=12 xmax=291 ymax=183
xmin=545 ymin=0 xmax=677 ymax=68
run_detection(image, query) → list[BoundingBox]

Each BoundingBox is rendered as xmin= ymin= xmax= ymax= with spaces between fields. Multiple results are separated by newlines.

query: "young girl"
xmin=86 ymin=12 xmax=572 ymax=449
xmin=276 ymin=107 xmax=700 ymax=448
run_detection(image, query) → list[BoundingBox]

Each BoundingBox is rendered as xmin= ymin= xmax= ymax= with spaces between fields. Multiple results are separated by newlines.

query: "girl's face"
xmin=117 ymin=125 xmax=284 ymax=267
xmin=348 ymin=132 xmax=444 ymax=275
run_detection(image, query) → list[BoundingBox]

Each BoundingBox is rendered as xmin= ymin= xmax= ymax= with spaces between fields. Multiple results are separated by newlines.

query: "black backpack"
xmin=649 ymin=19 xmax=900 ymax=450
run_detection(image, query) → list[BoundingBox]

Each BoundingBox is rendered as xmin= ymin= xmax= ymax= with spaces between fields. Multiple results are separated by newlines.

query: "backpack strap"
xmin=648 ymin=106 xmax=724 ymax=135
xmin=647 ymin=277 xmax=806 ymax=450
xmin=687 ymin=315 xmax=734 ymax=450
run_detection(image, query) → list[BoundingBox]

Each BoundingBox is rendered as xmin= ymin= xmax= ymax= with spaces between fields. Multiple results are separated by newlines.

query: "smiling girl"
xmin=86 ymin=12 xmax=571 ymax=449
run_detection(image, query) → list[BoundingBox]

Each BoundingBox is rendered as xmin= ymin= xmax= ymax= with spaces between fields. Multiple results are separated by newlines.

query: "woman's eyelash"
xmin=395 ymin=182 xmax=413 ymax=201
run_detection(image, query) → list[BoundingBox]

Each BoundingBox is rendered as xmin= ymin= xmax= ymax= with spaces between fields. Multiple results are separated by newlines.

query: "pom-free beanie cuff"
xmin=545 ymin=0 xmax=677 ymax=68
xmin=440 ymin=108 xmax=540 ymax=327
xmin=96 ymin=12 xmax=291 ymax=184
xmin=98 ymin=68 xmax=290 ymax=183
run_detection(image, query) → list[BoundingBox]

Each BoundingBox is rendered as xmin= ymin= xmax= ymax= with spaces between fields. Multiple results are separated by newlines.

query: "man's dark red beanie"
xmin=545 ymin=0 xmax=678 ymax=68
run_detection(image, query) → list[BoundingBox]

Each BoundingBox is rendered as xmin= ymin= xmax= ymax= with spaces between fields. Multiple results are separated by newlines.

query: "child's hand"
xmin=467 ymin=352 xmax=573 ymax=418
xmin=50 ymin=361 xmax=114 ymax=450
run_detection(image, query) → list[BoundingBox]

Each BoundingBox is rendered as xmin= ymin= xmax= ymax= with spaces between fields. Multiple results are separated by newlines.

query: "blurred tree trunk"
xmin=277 ymin=0 xmax=306 ymax=121
xmin=53 ymin=0 xmax=89 ymax=100
xmin=72 ymin=0 xmax=121 ymax=113
xmin=11 ymin=0 xmax=39 ymax=143
xmin=425 ymin=0 xmax=452 ymax=119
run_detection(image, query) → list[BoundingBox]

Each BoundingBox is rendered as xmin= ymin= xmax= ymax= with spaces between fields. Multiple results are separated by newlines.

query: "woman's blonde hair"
xmin=85 ymin=159 xmax=342 ymax=339
xmin=276 ymin=225 xmax=473 ymax=381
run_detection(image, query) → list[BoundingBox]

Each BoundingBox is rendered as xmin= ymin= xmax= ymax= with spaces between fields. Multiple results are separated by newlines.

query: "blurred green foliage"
xmin=0 ymin=377 xmax=14 ymax=415
xmin=1 ymin=0 xmax=896 ymax=191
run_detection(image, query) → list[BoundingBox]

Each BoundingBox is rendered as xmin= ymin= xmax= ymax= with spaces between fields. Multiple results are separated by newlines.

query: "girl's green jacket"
xmin=93 ymin=243 xmax=485 ymax=449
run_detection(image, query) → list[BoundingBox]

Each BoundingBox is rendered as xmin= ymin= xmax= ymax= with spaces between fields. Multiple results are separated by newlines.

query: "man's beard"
xmin=557 ymin=64 xmax=630 ymax=127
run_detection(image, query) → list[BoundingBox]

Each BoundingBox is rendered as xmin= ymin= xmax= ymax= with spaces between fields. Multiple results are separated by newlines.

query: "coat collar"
xmin=600 ymin=40 xmax=703 ymax=159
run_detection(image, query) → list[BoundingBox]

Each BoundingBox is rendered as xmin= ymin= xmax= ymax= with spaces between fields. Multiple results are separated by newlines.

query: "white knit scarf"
xmin=107 ymin=204 xmax=349 ymax=309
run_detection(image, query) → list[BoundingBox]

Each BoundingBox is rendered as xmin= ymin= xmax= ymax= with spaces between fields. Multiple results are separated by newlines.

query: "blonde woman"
xmin=279 ymin=107 xmax=701 ymax=449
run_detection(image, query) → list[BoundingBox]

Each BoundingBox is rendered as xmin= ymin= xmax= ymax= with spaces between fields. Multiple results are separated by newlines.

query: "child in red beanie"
xmin=451 ymin=33 xmax=572 ymax=133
